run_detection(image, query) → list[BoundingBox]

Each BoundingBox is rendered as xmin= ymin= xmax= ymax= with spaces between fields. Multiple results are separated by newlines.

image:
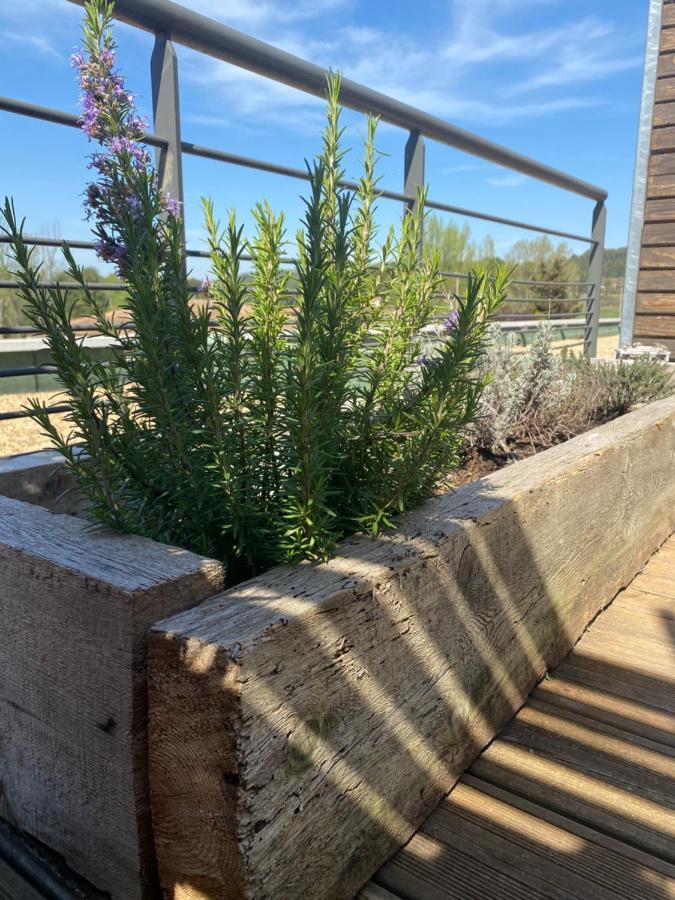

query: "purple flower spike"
xmin=127 ymin=194 xmax=142 ymax=219
xmin=163 ymin=193 xmax=182 ymax=217
xmin=442 ymin=310 xmax=459 ymax=334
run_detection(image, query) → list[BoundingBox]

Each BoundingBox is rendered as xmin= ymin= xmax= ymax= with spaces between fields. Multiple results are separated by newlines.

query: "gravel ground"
xmin=0 ymin=333 xmax=622 ymax=459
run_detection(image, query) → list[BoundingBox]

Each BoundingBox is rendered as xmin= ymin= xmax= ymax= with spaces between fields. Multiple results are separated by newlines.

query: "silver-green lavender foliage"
xmin=472 ymin=322 xmax=574 ymax=453
xmin=570 ymin=354 xmax=673 ymax=419
xmin=473 ymin=323 xmax=673 ymax=456
xmin=1 ymin=0 xmax=508 ymax=581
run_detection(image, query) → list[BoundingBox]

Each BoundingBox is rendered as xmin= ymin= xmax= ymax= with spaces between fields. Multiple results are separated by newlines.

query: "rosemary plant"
xmin=1 ymin=0 xmax=509 ymax=581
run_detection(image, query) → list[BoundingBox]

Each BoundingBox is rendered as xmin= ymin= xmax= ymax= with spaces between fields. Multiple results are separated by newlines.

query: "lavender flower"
xmin=442 ymin=309 xmax=459 ymax=334
xmin=162 ymin=193 xmax=182 ymax=217
xmin=93 ymin=238 xmax=127 ymax=264
xmin=126 ymin=193 xmax=142 ymax=219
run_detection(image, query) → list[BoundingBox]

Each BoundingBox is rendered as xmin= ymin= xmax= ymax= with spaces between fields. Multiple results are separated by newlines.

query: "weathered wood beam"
xmin=0 ymin=470 xmax=225 ymax=900
xmin=147 ymin=397 xmax=675 ymax=900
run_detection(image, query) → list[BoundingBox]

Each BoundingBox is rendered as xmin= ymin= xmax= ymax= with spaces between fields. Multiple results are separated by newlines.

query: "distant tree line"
xmin=424 ymin=215 xmax=626 ymax=315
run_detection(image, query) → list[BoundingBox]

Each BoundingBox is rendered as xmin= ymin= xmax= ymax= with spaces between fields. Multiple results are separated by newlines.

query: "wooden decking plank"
xmin=533 ymin=676 xmax=675 ymax=748
xmin=583 ymin=582 xmax=673 ymax=622
xmin=629 ymin=573 xmax=675 ymax=606
xmin=653 ymin=535 xmax=675 ymax=552
xmin=568 ymin=632 xmax=673 ymax=682
xmin=555 ymin=656 xmax=675 ymax=715
xmin=358 ymin=883 xmax=403 ymax=899
xmin=423 ymin=783 xmax=645 ymax=900
xmin=470 ymin=738 xmax=675 ymax=861
xmin=573 ymin=615 xmax=675 ymax=675
xmin=498 ymin=702 xmax=675 ymax=804
xmin=604 ymin=588 xmax=675 ymax=626
xmin=637 ymin=553 xmax=675 ymax=583
xmin=524 ymin=697 xmax=675 ymax=761
xmin=586 ymin=619 xmax=674 ymax=658
xmin=461 ymin=774 xmax=675 ymax=882
xmin=373 ymin=830 xmax=562 ymax=900
xmin=435 ymin=780 xmax=674 ymax=900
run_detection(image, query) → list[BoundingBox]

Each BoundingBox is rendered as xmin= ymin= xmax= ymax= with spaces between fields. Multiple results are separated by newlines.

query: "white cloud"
xmin=177 ymin=0 xmax=637 ymax=137
xmin=487 ymin=173 xmax=527 ymax=188
xmin=507 ymin=52 xmax=643 ymax=95
xmin=4 ymin=0 xmax=640 ymax=141
xmin=180 ymin=0 xmax=350 ymax=28
xmin=5 ymin=31 xmax=61 ymax=59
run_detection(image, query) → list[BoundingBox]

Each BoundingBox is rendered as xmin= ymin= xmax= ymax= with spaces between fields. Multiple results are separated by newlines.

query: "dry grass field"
xmin=0 ymin=395 xmax=68 ymax=457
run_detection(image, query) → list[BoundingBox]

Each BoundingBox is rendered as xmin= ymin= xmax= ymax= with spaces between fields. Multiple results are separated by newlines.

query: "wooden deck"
xmin=362 ymin=536 xmax=675 ymax=900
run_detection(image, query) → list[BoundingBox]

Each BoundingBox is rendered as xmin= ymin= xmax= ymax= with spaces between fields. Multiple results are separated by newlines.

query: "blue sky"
xmin=0 ymin=0 xmax=649 ymax=278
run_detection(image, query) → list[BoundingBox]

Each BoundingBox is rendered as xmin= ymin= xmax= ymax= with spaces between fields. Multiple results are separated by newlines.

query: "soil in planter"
xmin=438 ymin=408 xmax=631 ymax=492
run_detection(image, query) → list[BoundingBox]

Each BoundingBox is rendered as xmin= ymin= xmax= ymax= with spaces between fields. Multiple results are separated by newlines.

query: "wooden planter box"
xmin=1 ymin=395 xmax=675 ymax=899
xmin=146 ymin=396 xmax=675 ymax=899
xmin=0 ymin=452 xmax=225 ymax=899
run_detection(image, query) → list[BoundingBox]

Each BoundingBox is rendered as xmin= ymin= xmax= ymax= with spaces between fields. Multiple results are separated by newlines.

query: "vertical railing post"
xmin=404 ymin=129 xmax=425 ymax=254
xmin=584 ymin=199 xmax=606 ymax=357
xmin=151 ymin=33 xmax=184 ymax=241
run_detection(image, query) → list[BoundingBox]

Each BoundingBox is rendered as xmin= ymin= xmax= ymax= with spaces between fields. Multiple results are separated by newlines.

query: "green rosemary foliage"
xmin=1 ymin=0 xmax=509 ymax=581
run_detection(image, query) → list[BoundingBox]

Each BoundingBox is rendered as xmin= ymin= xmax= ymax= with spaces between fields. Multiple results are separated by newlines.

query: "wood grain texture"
xmin=147 ymin=397 xmax=675 ymax=900
xmin=642 ymin=222 xmax=675 ymax=244
xmin=639 ymin=246 xmax=675 ymax=268
xmin=0 ymin=475 xmax=225 ymax=900
xmin=644 ymin=197 xmax=675 ymax=222
xmin=651 ymin=123 xmax=675 ymax=149
xmin=367 ymin=546 xmax=675 ymax=899
xmin=662 ymin=29 xmax=675 ymax=53
xmin=655 ymin=79 xmax=675 ymax=104
xmin=656 ymin=53 xmax=675 ymax=78
xmin=634 ymin=313 xmax=675 ymax=338
xmin=653 ymin=100 xmax=675 ymax=127
xmin=648 ymin=173 xmax=675 ymax=197
xmin=636 ymin=291 xmax=675 ymax=313
xmin=637 ymin=268 xmax=675 ymax=290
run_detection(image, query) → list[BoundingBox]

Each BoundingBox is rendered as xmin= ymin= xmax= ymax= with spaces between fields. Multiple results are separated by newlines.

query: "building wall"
xmin=635 ymin=0 xmax=675 ymax=354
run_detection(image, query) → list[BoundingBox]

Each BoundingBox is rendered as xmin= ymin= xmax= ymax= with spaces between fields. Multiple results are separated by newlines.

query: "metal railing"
xmin=0 ymin=0 xmax=608 ymax=422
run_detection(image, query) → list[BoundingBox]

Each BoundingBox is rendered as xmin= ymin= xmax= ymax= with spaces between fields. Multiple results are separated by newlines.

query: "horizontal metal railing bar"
xmin=0 ymin=95 xmax=167 ymax=148
xmin=0 ymin=280 xmax=128 ymax=292
xmin=423 ymin=199 xmax=593 ymax=244
xmin=491 ymin=313 xmax=587 ymax=321
xmin=181 ymin=141 xmax=595 ymax=243
xmin=0 ymin=280 xmax=201 ymax=293
xmin=66 ymin=0 xmax=606 ymax=202
xmin=0 ymin=365 xmax=58 ymax=377
xmin=504 ymin=297 xmax=588 ymax=304
xmin=0 ymin=404 xmax=70 ymax=421
xmin=0 ymin=235 xmax=97 ymax=252
xmin=0 ymin=233 xmax=216 ymax=262
xmin=440 ymin=272 xmax=594 ymax=288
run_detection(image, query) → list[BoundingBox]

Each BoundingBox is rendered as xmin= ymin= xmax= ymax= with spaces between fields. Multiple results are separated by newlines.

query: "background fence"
xmin=0 ymin=0 xmax=609 ymax=424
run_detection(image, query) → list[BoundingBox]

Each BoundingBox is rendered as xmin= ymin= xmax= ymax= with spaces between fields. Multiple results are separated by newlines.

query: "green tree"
xmin=424 ymin=215 xmax=496 ymax=275
xmin=506 ymin=236 xmax=583 ymax=314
